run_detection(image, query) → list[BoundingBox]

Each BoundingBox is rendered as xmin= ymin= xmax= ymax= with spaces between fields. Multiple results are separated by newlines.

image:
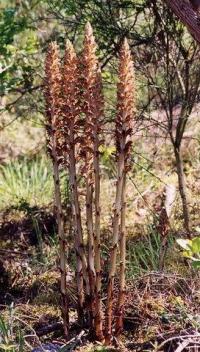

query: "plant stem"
xmin=105 ymin=152 xmax=125 ymax=343
xmin=86 ymin=180 xmax=96 ymax=327
xmin=69 ymin=142 xmax=89 ymax=324
xmin=94 ymin=137 xmax=104 ymax=340
xmin=52 ymin=147 xmax=69 ymax=337
xmin=115 ymin=174 xmax=126 ymax=335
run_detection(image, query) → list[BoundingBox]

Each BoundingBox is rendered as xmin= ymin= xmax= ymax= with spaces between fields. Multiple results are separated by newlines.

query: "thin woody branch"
xmin=163 ymin=0 xmax=200 ymax=44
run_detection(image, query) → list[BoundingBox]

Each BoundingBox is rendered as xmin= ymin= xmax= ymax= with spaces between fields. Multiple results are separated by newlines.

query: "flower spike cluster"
xmin=44 ymin=27 xmax=135 ymax=344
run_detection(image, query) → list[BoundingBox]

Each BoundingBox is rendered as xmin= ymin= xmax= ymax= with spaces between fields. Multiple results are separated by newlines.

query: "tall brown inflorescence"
xmin=81 ymin=22 xmax=104 ymax=339
xmin=44 ymin=42 xmax=69 ymax=337
xmin=105 ymin=38 xmax=135 ymax=343
xmin=62 ymin=40 xmax=89 ymax=324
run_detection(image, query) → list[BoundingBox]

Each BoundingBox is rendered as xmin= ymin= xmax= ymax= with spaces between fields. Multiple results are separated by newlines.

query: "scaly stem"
xmin=52 ymin=143 xmax=69 ymax=337
xmin=69 ymin=142 xmax=90 ymax=324
xmin=94 ymin=137 xmax=104 ymax=340
xmin=105 ymin=151 xmax=125 ymax=343
xmin=115 ymin=174 xmax=126 ymax=335
xmin=86 ymin=180 xmax=96 ymax=326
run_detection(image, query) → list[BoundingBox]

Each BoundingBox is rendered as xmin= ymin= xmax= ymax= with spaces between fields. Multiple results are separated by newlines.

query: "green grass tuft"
xmin=0 ymin=156 xmax=54 ymax=209
xmin=127 ymin=225 xmax=175 ymax=278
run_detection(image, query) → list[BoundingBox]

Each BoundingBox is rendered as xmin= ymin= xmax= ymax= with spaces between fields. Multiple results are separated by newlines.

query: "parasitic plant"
xmin=44 ymin=42 xmax=69 ymax=337
xmin=105 ymin=38 xmax=135 ymax=342
xmin=81 ymin=22 xmax=104 ymax=338
xmin=62 ymin=40 xmax=89 ymax=323
xmin=44 ymin=28 xmax=136 ymax=344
